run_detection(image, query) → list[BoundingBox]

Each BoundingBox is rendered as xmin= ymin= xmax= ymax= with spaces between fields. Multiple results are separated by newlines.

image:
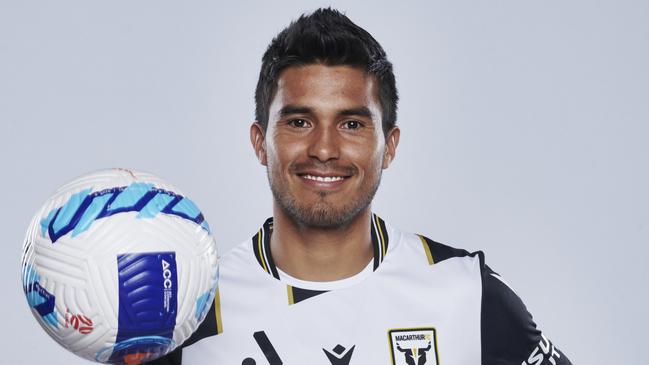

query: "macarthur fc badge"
xmin=388 ymin=327 xmax=439 ymax=365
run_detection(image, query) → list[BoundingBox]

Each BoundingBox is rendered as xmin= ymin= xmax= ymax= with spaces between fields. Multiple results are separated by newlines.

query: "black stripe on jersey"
xmin=252 ymin=218 xmax=281 ymax=279
xmin=252 ymin=229 xmax=268 ymax=273
xmin=370 ymin=219 xmax=381 ymax=270
xmin=253 ymin=331 xmax=284 ymax=365
xmin=371 ymin=213 xmax=389 ymax=270
xmin=287 ymin=285 xmax=328 ymax=305
xmin=417 ymin=234 xmax=471 ymax=265
xmin=262 ymin=218 xmax=280 ymax=279
xmin=374 ymin=213 xmax=389 ymax=257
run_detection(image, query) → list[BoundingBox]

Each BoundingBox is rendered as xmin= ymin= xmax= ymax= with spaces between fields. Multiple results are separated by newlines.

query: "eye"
xmin=342 ymin=120 xmax=363 ymax=129
xmin=287 ymin=119 xmax=310 ymax=128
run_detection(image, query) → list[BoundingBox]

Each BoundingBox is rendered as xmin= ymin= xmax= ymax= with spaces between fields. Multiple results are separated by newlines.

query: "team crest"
xmin=388 ymin=327 xmax=439 ymax=365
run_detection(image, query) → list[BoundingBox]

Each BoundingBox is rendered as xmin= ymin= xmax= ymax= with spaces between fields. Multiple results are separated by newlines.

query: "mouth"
xmin=300 ymin=174 xmax=346 ymax=182
xmin=295 ymin=170 xmax=352 ymax=189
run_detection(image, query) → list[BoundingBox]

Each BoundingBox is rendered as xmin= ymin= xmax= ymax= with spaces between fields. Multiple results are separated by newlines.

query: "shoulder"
xmin=396 ymin=228 xmax=572 ymax=364
xmin=218 ymin=238 xmax=256 ymax=274
xmin=393 ymin=227 xmax=484 ymax=272
xmin=416 ymin=233 xmax=477 ymax=264
xmin=222 ymin=235 xmax=257 ymax=262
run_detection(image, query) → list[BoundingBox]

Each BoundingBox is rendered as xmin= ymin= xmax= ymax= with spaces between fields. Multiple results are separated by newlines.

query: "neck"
xmin=270 ymin=205 xmax=374 ymax=282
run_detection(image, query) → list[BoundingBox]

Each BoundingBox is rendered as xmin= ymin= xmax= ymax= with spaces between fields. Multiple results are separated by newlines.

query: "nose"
xmin=306 ymin=124 xmax=340 ymax=162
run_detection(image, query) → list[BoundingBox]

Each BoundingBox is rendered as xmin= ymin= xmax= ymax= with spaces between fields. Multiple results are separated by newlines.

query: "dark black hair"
xmin=255 ymin=8 xmax=398 ymax=135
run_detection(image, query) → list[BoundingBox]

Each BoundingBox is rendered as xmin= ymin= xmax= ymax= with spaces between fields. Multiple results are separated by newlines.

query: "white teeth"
xmin=302 ymin=175 xmax=344 ymax=182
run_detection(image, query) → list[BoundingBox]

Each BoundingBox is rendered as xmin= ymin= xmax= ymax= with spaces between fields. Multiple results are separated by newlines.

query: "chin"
xmin=283 ymin=200 xmax=366 ymax=229
xmin=269 ymin=172 xmax=379 ymax=229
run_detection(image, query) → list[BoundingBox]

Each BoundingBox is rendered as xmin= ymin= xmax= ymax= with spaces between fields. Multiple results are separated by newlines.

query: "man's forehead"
xmin=271 ymin=64 xmax=380 ymax=115
xmin=278 ymin=63 xmax=370 ymax=83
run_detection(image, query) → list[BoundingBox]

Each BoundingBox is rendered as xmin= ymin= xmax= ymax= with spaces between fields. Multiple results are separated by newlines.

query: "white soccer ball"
xmin=21 ymin=168 xmax=219 ymax=364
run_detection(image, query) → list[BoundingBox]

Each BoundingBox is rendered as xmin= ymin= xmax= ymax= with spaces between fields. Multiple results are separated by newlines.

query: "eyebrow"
xmin=278 ymin=105 xmax=313 ymax=117
xmin=339 ymin=107 xmax=373 ymax=119
xmin=277 ymin=105 xmax=375 ymax=119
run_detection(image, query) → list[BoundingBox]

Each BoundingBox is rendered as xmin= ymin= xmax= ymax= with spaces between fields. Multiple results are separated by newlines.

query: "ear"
xmin=250 ymin=122 xmax=268 ymax=166
xmin=382 ymin=126 xmax=400 ymax=169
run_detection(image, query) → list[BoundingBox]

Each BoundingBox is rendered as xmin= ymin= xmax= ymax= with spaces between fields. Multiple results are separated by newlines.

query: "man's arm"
xmin=480 ymin=256 xmax=572 ymax=365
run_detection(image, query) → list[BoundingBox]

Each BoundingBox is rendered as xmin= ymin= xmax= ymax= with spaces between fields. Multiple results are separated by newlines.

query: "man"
xmin=152 ymin=8 xmax=572 ymax=365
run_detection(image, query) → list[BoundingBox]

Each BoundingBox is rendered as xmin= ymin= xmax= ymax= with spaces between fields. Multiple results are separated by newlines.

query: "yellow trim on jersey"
xmin=375 ymin=214 xmax=387 ymax=257
xmin=257 ymin=229 xmax=269 ymax=273
xmin=419 ymin=235 xmax=434 ymax=265
xmin=214 ymin=287 xmax=223 ymax=334
xmin=287 ymin=285 xmax=295 ymax=305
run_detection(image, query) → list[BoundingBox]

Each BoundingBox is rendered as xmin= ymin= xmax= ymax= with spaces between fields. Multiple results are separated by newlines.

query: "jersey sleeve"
xmin=480 ymin=256 xmax=572 ymax=365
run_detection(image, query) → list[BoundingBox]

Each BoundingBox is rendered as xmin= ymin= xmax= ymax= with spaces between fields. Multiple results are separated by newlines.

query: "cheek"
xmin=346 ymin=140 xmax=384 ymax=174
xmin=264 ymin=142 xmax=285 ymax=177
xmin=267 ymin=137 xmax=300 ymax=172
xmin=369 ymin=152 xmax=385 ymax=175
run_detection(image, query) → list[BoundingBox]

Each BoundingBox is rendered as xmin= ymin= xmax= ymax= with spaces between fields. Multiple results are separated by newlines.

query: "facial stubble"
xmin=267 ymin=167 xmax=382 ymax=229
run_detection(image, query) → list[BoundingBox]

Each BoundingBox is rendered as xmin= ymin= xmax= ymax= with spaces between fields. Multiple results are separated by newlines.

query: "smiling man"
xmin=250 ymin=63 xmax=398 ymax=282
xmin=151 ymin=8 xmax=572 ymax=365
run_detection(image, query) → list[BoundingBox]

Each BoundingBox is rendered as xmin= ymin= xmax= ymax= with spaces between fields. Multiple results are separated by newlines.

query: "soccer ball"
xmin=21 ymin=168 xmax=219 ymax=364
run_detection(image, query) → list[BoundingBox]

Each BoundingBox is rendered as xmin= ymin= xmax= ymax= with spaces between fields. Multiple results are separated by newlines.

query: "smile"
xmin=301 ymin=175 xmax=346 ymax=182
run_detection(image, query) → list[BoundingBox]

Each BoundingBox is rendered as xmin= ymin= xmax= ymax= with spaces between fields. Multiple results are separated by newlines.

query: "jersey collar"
xmin=251 ymin=213 xmax=390 ymax=280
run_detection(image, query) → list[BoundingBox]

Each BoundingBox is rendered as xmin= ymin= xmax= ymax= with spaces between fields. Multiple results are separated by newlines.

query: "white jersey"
xmin=150 ymin=214 xmax=571 ymax=365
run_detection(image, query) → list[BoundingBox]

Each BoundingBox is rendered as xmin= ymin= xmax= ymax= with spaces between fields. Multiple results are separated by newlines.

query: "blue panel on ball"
xmin=23 ymin=266 xmax=58 ymax=328
xmin=137 ymin=192 xmax=175 ymax=219
xmin=109 ymin=183 xmax=153 ymax=211
xmin=40 ymin=209 xmax=58 ymax=237
xmin=115 ymin=252 xmax=178 ymax=361
xmin=52 ymin=188 xmax=92 ymax=233
xmin=170 ymin=197 xmax=201 ymax=219
xmin=200 ymin=220 xmax=212 ymax=234
xmin=71 ymin=193 xmax=113 ymax=237
xmin=41 ymin=184 xmax=211 ymax=243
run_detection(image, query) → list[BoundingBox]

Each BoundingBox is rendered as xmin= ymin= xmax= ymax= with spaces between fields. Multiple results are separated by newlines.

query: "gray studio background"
xmin=1 ymin=1 xmax=647 ymax=364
